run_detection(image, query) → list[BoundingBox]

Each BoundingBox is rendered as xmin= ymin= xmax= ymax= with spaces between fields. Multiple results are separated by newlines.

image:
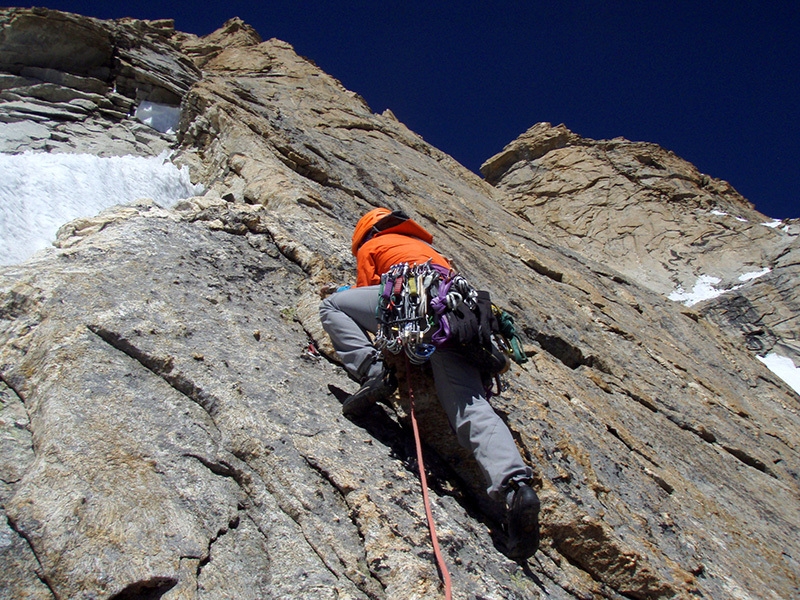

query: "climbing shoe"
xmin=505 ymin=480 xmax=541 ymax=560
xmin=342 ymin=366 xmax=397 ymax=417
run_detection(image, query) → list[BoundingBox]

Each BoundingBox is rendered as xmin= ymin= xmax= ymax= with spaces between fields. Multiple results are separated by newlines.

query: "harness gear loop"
xmin=404 ymin=353 xmax=453 ymax=600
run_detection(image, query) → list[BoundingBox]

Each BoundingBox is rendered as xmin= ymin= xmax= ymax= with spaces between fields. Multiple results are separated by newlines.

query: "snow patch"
xmin=762 ymin=220 xmax=783 ymax=229
xmin=669 ymin=267 xmax=774 ymax=306
xmin=668 ymin=275 xmax=738 ymax=306
xmin=738 ymin=268 xmax=771 ymax=282
xmin=710 ymin=209 xmax=748 ymax=222
xmin=0 ymin=151 xmax=204 ymax=265
xmin=134 ymin=101 xmax=181 ymax=134
xmin=758 ymin=353 xmax=800 ymax=396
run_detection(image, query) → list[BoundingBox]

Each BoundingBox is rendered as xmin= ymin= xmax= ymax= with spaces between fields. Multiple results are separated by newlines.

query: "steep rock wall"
xmin=1 ymin=10 xmax=799 ymax=600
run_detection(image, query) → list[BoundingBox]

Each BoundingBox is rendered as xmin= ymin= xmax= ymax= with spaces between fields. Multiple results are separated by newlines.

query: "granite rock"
xmin=0 ymin=7 xmax=200 ymax=157
xmin=1 ymin=10 xmax=799 ymax=600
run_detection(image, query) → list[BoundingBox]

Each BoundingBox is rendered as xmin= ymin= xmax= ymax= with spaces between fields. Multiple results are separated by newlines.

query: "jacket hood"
xmin=351 ymin=208 xmax=391 ymax=256
xmin=351 ymin=208 xmax=437 ymax=256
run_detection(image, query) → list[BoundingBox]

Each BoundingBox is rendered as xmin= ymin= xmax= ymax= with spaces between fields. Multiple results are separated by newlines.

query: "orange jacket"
xmin=352 ymin=209 xmax=450 ymax=287
xmin=356 ymin=233 xmax=451 ymax=287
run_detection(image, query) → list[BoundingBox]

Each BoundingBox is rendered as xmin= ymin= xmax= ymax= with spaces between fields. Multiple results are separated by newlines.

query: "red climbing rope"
xmin=405 ymin=354 xmax=453 ymax=600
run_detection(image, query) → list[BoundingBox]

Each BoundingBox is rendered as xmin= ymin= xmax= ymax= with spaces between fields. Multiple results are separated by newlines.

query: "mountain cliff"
xmin=1 ymin=8 xmax=798 ymax=600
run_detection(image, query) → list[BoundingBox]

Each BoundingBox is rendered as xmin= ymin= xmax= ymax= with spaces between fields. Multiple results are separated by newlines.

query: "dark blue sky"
xmin=29 ymin=1 xmax=799 ymax=219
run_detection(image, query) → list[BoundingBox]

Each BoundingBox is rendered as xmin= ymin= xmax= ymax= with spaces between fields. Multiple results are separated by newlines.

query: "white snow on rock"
xmin=134 ymin=101 xmax=181 ymax=134
xmin=669 ymin=267 xmax=773 ymax=307
xmin=738 ymin=268 xmax=772 ymax=282
xmin=758 ymin=353 xmax=800 ymax=397
xmin=668 ymin=275 xmax=736 ymax=306
xmin=710 ymin=209 xmax=747 ymax=222
xmin=0 ymin=151 xmax=204 ymax=265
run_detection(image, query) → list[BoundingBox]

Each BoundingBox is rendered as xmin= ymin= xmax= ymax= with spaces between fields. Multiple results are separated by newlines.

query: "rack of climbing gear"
xmin=492 ymin=305 xmax=528 ymax=365
xmin=374 ymin=260 xmax=476 ymax=363
xmin=374 ymin=260 xmax=528 ymax=373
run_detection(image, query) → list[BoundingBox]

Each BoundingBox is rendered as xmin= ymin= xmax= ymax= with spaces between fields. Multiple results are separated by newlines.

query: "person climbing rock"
xmin=319 ymin=207 xmax=541 ymax=560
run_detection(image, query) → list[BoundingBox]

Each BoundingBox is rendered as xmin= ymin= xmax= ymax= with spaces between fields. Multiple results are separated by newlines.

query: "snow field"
xmin=0 ymin=151 xmax=203 ymax=265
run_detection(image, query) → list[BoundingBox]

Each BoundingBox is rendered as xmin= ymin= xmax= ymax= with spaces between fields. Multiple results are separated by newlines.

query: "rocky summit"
xmin=1 ymin=8 xmax=799 ymax=600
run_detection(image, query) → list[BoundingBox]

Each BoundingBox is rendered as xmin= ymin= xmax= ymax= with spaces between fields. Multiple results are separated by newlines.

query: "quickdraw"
xmin=493 ymin=305 xmax=528 ymax=365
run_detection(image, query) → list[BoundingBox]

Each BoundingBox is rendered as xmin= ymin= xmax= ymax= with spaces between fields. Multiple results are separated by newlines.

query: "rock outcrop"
xmin=482 ymin=122 xmax=800 ymax=368
xmin=0 ymin=7 xmax=200 ymax=156
xmin=1 ymin=9 xmax=799 ymax=600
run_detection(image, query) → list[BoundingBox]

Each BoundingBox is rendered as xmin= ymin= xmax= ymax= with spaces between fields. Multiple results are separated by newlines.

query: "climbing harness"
xmin=374 ymin=261 xmax=528 ymax=381
xmin=405 ymin=352 xmax=453 ymax=600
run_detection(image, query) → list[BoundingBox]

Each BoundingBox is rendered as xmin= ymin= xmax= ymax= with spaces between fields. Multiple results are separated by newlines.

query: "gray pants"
xmin=320 ymin=285 xmax=532 ymax=500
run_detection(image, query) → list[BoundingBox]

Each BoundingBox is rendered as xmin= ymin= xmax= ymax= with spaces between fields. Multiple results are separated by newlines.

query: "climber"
xmin=319 ymin=207 xmax=541 ymax=560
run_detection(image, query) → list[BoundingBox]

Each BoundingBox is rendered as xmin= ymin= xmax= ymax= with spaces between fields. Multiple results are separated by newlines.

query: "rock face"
xmin=1 ymin=9 xmax=799 ymax=600
xmin=0 ymin=7 xmax=201 ymax=156
xmin=482 ymin=122 xmax=800 ymax=368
